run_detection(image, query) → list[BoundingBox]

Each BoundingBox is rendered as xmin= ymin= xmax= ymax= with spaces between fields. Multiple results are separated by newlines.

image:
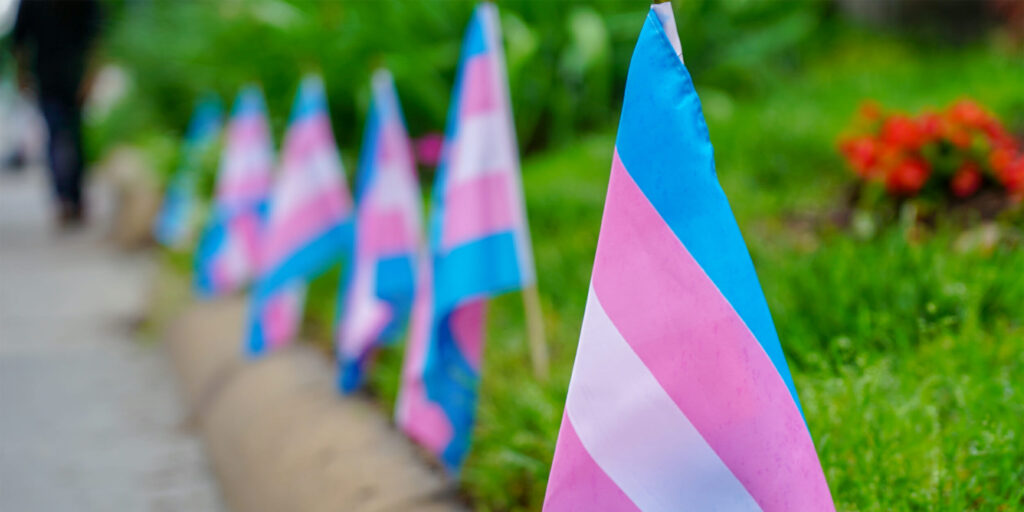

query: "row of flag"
xmin=153 ymin=2 xmax=835 ymax=509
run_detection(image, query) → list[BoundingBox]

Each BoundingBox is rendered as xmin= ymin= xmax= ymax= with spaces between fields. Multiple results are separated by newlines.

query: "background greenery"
xmin=91 ymin=0 xmax=1023 ymax=510
xmin=93 ymin=0 xmax=833 ymax=162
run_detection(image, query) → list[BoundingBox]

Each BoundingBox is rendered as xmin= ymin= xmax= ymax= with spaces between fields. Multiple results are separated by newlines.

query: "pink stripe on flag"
xmin=338 ymin=269 xmax=391 ymax=358
xmin=261 ymin=188 xmax=348 ymax=273
xmin=589 ymin=152 xmax=834 ymax=511
xmin=458 ymin=55 xmax=499 ymax=117
xmin=395 ymin=258 xmax=454 ymax=453
xmin=440 ymin=172 xmax=516 ymax=250
xmin=448 ymin=300 xmax=486 ymax=372
xmin=360 ymin=209 xmax=418 ymax=256
xmin=208 ymin=211 xmax=262 ymax=294
xmin=229 ymin=115 xmax=270 ymax=146
xmin=376 ymin=120 xmax=410 ymax=164
xmin=397 ymin=381 xmax=454 ymax=454
xmin=398 ymin=258 xmax=432 ymax=378
xmin=233 ymin=211 xmax=263 ymax=265
xmin=281 ymin=116 xmax=335 ymax=169
xmin=221 ymin=175 xmax=271 ymax=203
xmin=210 ymin=261 xmax=236 ymax=295
xmin=263 ymin=287 xmax=302 ymax=349
xmin=543 ymin=414 xmax=641 ymax=512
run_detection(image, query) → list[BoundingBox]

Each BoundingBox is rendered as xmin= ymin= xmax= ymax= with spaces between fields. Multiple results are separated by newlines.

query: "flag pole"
xmin=521 ymin=283 xmax=549 ymax=380
xmin=484 ymin=0 xmax=549 ymax=381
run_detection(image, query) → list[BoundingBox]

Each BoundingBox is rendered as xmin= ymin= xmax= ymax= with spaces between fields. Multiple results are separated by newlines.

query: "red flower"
xmin=944 ymin=123 xmax=973 ymax=149
xmin=981 ymin=121 xmax=1015 ymax=149
xmin=1002 ymin=156 xmax=1024 ymax=194
xmin=951 ymin=163 xmax=982 ymax=198
xmin=840 ymin=136 xmax=882 ymax=178
xmin=885 ymin=158 xmax=931 ymax=195
xmin=881 ymin=115 xmax=925 ymax=150
xmin=990 ymin=147 xmax=1016 ymax=175
xmin=919 ymin=112 xmax=943 ymax=140
xmin=949 ymin=99 xmax=991 ymax=128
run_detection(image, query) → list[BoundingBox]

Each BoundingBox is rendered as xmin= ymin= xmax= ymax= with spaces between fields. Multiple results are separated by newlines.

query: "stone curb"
xmin=161 ymin=296 xmax=466 ymax=512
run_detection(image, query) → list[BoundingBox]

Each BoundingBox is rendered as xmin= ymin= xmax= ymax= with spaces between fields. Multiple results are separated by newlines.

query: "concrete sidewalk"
xmin=0 ymin=170 xmax=224 ymax=511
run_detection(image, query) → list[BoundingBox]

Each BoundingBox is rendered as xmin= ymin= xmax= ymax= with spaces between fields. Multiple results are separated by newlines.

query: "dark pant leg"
xmin=38 ymin=96 xmax=84 ymax=208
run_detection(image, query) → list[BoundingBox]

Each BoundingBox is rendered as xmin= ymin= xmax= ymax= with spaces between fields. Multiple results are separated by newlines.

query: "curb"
xmin=161 ymin=295 xmax=466 ymax=512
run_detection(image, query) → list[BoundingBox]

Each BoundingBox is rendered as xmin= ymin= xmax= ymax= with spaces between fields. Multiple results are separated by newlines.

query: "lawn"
xmin=330 ymin=30 xmax=1024 ymax=511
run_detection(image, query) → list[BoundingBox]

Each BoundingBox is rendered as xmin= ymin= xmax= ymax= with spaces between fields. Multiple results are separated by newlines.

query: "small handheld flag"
xmin=245 ymin=75 xmax=354 ymax=357
xmin=194 ymin=86 xmax=274 ymax=297
xmin=154 ymin=95 xmax=222 ymax=248
xmin=395 ymin=2 xmax=537 ymax=471
xmin=337 ymin=69 xmax=423 ymax=393
xmin=542 ymin=4 xmax=834 ymax=511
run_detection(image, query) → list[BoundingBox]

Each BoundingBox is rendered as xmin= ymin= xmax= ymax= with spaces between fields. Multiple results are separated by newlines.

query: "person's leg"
xmin=39 ymin=95 xmax=85 ymax=223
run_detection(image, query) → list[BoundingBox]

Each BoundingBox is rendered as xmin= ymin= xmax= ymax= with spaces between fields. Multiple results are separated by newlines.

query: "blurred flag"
xmin=194 ymin=86 xmax=274 ymax=297
xmin=153 ymin=94 xmax=222 ymax=248
xmin=395 ymin=2 xmax=536 ymax=471
xmin=337 ymin=69 xmax=423 ymax=393
xmin=245 ymin=75 xmax=354 ymax=357
xmin=542 ymin=4 xmax=834 ymax=511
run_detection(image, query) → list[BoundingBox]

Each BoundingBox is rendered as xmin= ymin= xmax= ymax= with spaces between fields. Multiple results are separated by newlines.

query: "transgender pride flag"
xmin=395 ymin=2 xmax=535 ymax=471
xmin=194 ymin=86 xmax=274 ymax=297
xmin=543 ymin=4 xmax=834 ymax=511
xmin=245 ymin=75 xmax=354 ymax=357
xmin=154 ymin=94 xmax=222 ymax=248
xmin=337 ymin=69 xmax=423 ymax=393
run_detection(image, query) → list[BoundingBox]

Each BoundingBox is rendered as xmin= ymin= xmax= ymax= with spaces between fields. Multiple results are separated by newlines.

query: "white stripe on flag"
xmin=221 ymin=230 xmax=251 ymax=283
xmin=373 ymin=161 xmax=419 ymax=212
xmin=270 ymin=148 xmax=341 ymax=222
xmin=448 ymin=112 xmax=517 ymax=184
xmin=651 ymin=3 xmax=684 ymax=63
xmin=565 ymin=286 xmax=762 ymax=512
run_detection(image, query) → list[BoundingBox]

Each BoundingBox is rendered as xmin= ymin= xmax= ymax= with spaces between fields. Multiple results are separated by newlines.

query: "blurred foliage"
xmin=97 ymin=0 xmax=830 ymax=161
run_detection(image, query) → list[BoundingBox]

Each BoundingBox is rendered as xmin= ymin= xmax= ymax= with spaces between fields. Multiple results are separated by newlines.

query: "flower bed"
xmin=839 ymin=99 xmax=1023 ymax=205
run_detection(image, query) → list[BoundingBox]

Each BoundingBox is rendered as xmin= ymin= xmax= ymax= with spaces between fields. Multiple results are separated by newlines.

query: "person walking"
xmin=13 ymin=0 xmax=102 ymax=226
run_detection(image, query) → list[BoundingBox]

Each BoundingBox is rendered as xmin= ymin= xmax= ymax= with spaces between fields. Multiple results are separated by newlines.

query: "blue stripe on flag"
xmin=335 ymin=254 xmax=413 ymax=393
xmin=424 ymin=307 xmax=481 ymax=471
xmin=614 ymin=10 xmax=802 ymax=410
xmin=434 ymin=231 xmax=522 ymax=314
xmin=244 ymin=298 xmax=270 ymax=357
xmin=462 ymin=6 xmax=489 ymax=58
xmin=338 ymin=357 xmax=365 ymax=394
xmin=235 ymin=85 xmax=267 ymax=118
xmin=255 ymin=220 xmax=354 ymax=300
xmin=184 ymin=94 xmax=223 ymax=147
xmin=375 ymin=254 xmax=416 ymax=342
xmin=192 ymin=214 xmax=228 ymax=296
xmin=354 ymin=106 xmax=381 ymax=202
xmin=289 ymin=77 xmax=329 ymax=124
xmin=153 ymin=173 xmax=195 ymax=246
xmin=156 ymin=96 xmax=222 ymax=247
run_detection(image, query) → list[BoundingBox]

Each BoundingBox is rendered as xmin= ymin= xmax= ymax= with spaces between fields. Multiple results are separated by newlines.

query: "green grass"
xmin=234 ymin=28 xmax=1023 ymax=512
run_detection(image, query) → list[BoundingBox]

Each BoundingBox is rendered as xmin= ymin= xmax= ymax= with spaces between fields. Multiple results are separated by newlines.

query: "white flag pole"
xmin=483 ymin=1 xmax=550 ymax=381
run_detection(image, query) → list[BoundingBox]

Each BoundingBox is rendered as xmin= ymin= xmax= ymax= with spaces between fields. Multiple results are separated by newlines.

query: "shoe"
xmin=57 ymin=201 xmax=87 ymax=229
